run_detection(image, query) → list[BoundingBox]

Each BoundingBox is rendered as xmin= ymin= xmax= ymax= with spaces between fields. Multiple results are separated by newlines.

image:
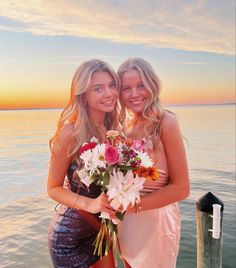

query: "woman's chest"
xmin=123 ymin=125 xmax=145 ymax=140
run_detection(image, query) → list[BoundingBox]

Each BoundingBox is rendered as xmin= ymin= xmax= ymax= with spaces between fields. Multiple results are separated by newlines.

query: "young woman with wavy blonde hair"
xmin=47 ymin=59 xmax=119 ymax=268
xmin=117 ymin=58 xmax=190 ymax=268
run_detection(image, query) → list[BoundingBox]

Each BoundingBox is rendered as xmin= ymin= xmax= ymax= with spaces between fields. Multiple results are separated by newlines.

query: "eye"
xmin=122 ymin=87 xmax=131 ymax=91
xmin=93 ymin=86 xmax=103 ymax=92
xmin=138 ymin=84 xmax=145 ymax=89
xmin=109 ymin=82 xmax=116 ymax=90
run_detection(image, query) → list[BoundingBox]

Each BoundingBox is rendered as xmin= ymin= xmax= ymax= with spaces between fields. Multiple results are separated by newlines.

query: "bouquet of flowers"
xmin=77 ymin=130 xmax=159 ymax=257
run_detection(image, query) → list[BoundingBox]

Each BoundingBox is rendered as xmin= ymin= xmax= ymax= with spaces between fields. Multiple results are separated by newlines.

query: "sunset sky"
xmin=0 ymin=0 xmax=235 ymax=109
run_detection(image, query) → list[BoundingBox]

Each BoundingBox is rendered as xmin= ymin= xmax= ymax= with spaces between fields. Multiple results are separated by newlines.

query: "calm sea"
xmin=0 ymin=104 xmax=235 ymax=268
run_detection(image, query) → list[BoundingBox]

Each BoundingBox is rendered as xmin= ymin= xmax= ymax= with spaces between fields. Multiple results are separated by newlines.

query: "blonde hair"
xmin=117 ymin=57 xmax=164 ymax=148
xmin=50 ymin=59 xmax=119 ymax=156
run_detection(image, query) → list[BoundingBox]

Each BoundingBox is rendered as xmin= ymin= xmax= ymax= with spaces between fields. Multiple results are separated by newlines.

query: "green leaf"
xmin=116 ymin=211 xmax=126 ymax=221
xmin=118 ymin=165 xmax=133 ymax=171
xmin=106 ymin=166 xmax=113 ymax=173
xmin=103 ymin=172 xmax=110 ymax=186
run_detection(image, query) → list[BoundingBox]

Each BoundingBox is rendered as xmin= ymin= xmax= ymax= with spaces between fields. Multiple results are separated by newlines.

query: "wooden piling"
xmin=196 ymin=192 xmax=224 ymax=268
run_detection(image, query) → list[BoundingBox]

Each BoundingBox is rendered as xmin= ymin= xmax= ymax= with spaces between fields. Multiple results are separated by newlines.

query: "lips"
xmin=129 ymin=99 xmax=145 ymax=105
xmin=101 ymin=99 xmax=115 ymax=106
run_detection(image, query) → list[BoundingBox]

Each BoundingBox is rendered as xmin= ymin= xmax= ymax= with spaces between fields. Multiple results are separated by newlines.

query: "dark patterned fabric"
xmin=48 ymin=162 xmax=103 ymax=268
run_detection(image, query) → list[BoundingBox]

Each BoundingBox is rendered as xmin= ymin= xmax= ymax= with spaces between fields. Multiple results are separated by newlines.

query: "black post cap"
xmin=196 ymin=192 xmax=224 ymax=213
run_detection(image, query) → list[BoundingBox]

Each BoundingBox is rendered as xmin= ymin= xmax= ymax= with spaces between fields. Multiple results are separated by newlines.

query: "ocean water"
xmin=0 ymin=104 xmax=235 ymax=268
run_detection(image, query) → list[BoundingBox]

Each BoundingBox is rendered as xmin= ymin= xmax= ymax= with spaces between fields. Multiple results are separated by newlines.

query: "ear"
xmin=81 ymin=94 xmax=87 ymax=107
xmin=81 ymin=94 xmax=87 ymax=102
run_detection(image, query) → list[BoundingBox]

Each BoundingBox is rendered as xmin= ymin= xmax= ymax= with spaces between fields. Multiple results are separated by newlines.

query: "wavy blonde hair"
xmin=117 ymin=57 xmax=164 ymax=148
xmin=50 ymin=59 xmax=119 ymax=156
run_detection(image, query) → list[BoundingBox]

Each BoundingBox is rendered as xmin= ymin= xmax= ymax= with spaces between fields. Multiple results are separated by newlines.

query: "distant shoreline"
xmin=166 ymin=102 xmax=235 ymax=108
xmin=0 ymin=102 xmax=235 ymax=111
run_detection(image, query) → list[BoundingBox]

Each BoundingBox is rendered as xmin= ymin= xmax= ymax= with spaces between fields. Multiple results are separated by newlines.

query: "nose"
xmin=130 ymin=87 xmax=139 ymax=97
xmin=104 ymin=86 xmax=113 ymax=97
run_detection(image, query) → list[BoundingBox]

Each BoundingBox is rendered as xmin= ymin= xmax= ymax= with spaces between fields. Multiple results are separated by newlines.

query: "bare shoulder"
xmin=161 ymin=110 xmax=180 ymax=133
xmin=161 ymin=110 xmax=184 ymax=150
xmin=52 ymin=124 xmax=77 ymax=154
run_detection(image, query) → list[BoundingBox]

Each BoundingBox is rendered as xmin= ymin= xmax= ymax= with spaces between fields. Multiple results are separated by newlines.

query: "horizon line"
xmin=0 ymin=102 xmax=235 ymax=111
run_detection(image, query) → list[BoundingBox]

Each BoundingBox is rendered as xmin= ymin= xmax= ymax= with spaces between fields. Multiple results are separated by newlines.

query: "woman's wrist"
xmin=74 ymin=194 xmax=89 ymax=211
xmin=74 ymin=194 xmax=80 ymax=210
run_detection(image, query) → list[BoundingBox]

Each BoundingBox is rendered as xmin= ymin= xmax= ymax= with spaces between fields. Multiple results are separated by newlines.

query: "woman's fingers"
xmin=98 ymin=193 xmax=124 ymax=218
xmin=116 ymin=206 xmax=123 ymax=213
xmin=97 ymin=193 xmax=115 ymax=213
xmin=102 ymin=207 xmax=117 ymax=218
xmin=101 ymin=194 xmax=115 ymax=209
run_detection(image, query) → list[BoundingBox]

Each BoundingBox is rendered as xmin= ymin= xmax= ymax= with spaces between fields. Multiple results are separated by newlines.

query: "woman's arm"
xmin=47 ymin=126 xmax=117 ymax=217
xmin=130 ymin=112 xmax=190 ymax=212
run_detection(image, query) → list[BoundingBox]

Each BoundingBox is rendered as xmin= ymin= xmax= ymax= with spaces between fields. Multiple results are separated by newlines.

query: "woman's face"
xmin=121 ymin=68 xmax=150 ymax=115
xmin=85 ymin=71 xmax=118 ymax=114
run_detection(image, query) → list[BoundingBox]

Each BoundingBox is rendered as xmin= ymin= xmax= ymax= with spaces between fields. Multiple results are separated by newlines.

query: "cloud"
xmin=178 ymin=61 xmax=212 ymax=65
xmin=39 ymin=54 xmax=121 ymax=66
xmin=0 ymin=0 xmax=234 ymax=55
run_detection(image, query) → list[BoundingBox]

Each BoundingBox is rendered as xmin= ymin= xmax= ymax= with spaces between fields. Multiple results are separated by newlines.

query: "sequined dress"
xmin=48 ymin=162 xmax=103 ymax=268
xmin=118 ymin=141 xmax=181 ymax=268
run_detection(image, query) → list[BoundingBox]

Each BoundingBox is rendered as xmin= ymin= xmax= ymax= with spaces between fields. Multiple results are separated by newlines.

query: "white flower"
xmin=77 ymin=168 xmax=92 ymax=187
xmin=80 ymin=143 xmax=106 ymax=173
xmin=91 ymin=143 xmax=106 ymax=171
xmin=136 ymin=151 xmax=154 ymax=167
xmin=107 ymin=170 xmax=145 ymax=213
xmin=90 ymin=136 xmax=99 ymax=143
xmin=80 ymin=149 xmax=94 ymax=170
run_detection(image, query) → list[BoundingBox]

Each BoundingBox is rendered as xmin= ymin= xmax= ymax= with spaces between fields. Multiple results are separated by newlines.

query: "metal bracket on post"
xmin=208 ymin=204 xmax=221 ymax=239
xmin=196 ymin=192 xmax=224 ymax=267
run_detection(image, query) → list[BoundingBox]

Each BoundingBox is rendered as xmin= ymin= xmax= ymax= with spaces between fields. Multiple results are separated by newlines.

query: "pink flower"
xmin=105 ymin=144 xmax=119 ymax=165
xmin=131 ymin=139 xmax=145 ymax=151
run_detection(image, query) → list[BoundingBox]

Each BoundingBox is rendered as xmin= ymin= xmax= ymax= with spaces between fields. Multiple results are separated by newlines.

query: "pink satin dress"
xmin=118 ymin=141 xmax=181 ymax=268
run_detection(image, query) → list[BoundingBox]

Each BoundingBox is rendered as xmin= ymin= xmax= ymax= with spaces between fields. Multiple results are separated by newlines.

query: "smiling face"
xmin=84 ymin=71 xmax=118 ymax=116
xmin=121 ymin=68 xmax=150 ymax=115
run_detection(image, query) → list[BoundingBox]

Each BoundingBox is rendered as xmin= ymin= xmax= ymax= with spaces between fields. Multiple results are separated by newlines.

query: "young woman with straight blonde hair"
xmin=47 ymin=59 xmax=119 ymax=268
xmin=117 ymin=58 xmax=190 ymax=268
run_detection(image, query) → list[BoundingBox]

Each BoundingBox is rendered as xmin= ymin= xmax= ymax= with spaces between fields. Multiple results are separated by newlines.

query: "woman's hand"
xmin=86 ymin=193 xmax=118 ymax=219
xmin=125 ymin=203 xmax=136 ymax=214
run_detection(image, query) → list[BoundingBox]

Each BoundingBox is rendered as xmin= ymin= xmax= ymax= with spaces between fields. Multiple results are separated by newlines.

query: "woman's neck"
xmin=88 ymin=110 xmax=106 ymax=129
xmin=87 ymin=110 xmax=108 ymax=141
xmin=131 ymin=114 xmax=146 ymax=126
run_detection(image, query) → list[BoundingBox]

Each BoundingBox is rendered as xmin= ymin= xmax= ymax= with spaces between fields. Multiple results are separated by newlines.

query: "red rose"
xmin=105 ymin=144 xmax=119 ymax=165
xmin=79 ymin=142 xmax=97 ymax=155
